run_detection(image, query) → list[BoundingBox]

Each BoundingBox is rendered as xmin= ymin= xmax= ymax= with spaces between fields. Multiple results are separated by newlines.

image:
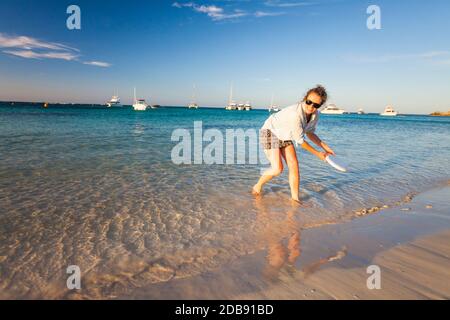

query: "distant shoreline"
xmin=0 ymin=101 xmax=443 ymax=115
xmin=430 ymin=111 xmax=450 ymax=116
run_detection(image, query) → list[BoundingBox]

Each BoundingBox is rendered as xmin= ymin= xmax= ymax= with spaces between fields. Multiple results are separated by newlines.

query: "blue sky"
xmin=0 ymin=0 xmax=449 ymax=113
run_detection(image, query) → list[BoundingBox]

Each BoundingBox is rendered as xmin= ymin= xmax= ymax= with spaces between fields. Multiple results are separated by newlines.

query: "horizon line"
xmin=1 ymin=100 xmax=443 ymax=115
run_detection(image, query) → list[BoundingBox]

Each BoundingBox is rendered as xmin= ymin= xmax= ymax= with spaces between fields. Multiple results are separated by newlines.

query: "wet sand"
xmin=126 ymin=185 xmax=450 ymax=300
xmin=235 ymin=230 xmax=450 ymax=299
xmin=1 ymin=184 xmax=449 ymax=299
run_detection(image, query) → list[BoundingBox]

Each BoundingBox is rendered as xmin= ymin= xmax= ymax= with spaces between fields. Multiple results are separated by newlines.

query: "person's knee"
xmin=273 ymin=165 xmax=283 ymax=176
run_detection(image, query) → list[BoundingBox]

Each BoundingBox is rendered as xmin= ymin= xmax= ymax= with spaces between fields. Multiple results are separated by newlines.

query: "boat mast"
xmin=229 ymin=83 xmax=233 ymax=105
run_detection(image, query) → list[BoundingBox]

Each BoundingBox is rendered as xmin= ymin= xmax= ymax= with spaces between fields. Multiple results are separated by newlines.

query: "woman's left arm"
xmin=306 ymin=132 xmax=336 ymax=156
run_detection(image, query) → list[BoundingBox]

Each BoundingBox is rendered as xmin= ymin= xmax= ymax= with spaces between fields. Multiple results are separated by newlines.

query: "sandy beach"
xmin=123 ymin=184 xmax=450 ymax=300
xmin=2 ymin=0 xmax=450 ymax=306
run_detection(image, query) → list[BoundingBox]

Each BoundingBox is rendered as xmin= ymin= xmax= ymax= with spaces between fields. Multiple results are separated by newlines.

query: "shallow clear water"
xmin=0 ymin=104 xmax=449 ymax=298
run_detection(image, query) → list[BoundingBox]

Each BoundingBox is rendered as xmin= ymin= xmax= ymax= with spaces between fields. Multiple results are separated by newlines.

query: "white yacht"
xmin=269 ymin=106 xmax=280 ymax=113
xmin=244 ymin=102 xmax=252 ymax=111
xmin=380 ymin=105 xmax=398 ymax=116
xmin=225 ymin=102 xmax=237 ymax=110
xmin=357 ymin=108 xmax=365 ymax=115
xmin=106 ymin=94 xmax=122 ymax=108
xmin=237 ymin=103 xmax=245 ymax=111
xmin=225 ymin=85 xmax=237 ymax=110
xmin=132 ymin=88 xmax=148 ymax=111
xmin=321 ymin=104 xmax=346 ymax=115
xmin=268 ymin=94 xmax=280 ymax=113
xmin=188 ymin=84 xmax=199 ymax=109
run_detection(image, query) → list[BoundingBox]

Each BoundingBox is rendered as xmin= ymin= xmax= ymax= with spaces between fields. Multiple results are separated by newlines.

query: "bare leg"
xmin=252 ymin=148 xmax=283 ymax=195
xmin=281 ymin=145 xmax=300 ymax=201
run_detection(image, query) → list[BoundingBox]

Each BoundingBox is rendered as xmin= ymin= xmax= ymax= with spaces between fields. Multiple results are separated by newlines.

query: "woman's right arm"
xmin=301 ymin=141 xmax=327 ymax=161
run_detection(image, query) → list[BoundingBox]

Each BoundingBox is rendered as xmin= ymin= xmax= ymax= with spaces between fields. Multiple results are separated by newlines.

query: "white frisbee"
xmin=326 ymin=155 xmax=348 ymax=173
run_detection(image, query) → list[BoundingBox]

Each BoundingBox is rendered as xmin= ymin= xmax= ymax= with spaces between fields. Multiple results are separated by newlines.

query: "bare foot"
xmin=252 ymin=185 xmax=262 ymax=196
xmin=290 ymin=198 xmax=313 ymax=207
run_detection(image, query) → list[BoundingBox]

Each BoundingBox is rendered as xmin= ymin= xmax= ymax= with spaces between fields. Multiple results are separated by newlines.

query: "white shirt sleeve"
xmin=291 ymin=114 xmax=305 ymax=146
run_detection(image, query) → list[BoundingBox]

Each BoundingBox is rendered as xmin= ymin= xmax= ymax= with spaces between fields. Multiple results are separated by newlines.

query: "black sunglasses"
xmin=305 ymin=99 xmax=323 ymax=109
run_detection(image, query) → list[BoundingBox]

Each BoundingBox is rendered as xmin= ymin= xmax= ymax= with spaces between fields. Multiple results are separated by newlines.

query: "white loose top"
xmin=261 ymin=102 xmax=319 ymax=145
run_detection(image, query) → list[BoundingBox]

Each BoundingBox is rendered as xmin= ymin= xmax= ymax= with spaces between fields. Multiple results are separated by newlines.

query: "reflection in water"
xmin=132 ymin=123 xmax=145 ymax=137
xmin=253 ymin=197 xmax=302 ymax=281
xmin=253 ymin=197 xmax=348 ymax=282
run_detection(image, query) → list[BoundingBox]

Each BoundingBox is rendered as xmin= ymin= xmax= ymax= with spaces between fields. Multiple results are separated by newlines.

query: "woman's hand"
xmin=322 ymin=143 xmax=335 ymax=156
xmin=317 ymin=151 xmax=328 ymax=161
xmin=302 ymin=141 xmax=330 ymax=161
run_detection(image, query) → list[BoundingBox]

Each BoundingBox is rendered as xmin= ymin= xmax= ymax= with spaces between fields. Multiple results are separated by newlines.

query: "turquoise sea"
xmin=1 ymin=103 xmax=449 ymax=298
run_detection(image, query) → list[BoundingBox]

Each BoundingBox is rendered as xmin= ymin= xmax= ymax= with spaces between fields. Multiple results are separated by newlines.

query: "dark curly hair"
xmin=303 ymin=85 xmax=328 ymax=106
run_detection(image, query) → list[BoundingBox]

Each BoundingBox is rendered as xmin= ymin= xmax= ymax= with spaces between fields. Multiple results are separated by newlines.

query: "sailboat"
xmin=188 ymin=84 xmax=199 ymax=109
xmin=225 ymin=84 xmax=237 ymax=110
xmin=268 ymin=94 xmax=280 ymax=113
xmin=132 ymin=88 xmax=148 ymax=111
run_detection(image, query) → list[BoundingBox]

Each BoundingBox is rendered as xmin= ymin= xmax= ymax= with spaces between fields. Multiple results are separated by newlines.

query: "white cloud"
xmin=0 ymin=33 xmax=110 ymax=67
xmin=174 ymin=1 xmax=293 ymax=21
xmin=255 ymin=10 xmax=286 ymax=17
xmin=194 ymin=4 xmax=247 ymax=20
xmin=196 ymin=5 xmax=223 ymax=15
xmin=0 ymin=33 xmax=79 ymax=52
xmin=172 ymin=2 xmax=194 ymax=9
xmin=173 ymin=2 xmax=248 ymax=21
xmin=83 ymin=61 xmax=111 ymax=68
xmin=3 ymin=50 xmax=78 ymax=61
